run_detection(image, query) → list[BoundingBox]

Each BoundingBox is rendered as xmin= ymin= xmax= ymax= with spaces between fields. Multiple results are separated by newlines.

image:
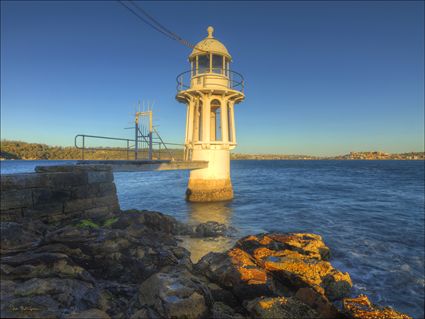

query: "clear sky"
xmin=1 ymin=1 xmax=424 ymax=156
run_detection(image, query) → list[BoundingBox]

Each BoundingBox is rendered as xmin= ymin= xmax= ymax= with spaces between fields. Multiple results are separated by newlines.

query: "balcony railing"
xmin=176 ymin=69 xmax=244 ymax=93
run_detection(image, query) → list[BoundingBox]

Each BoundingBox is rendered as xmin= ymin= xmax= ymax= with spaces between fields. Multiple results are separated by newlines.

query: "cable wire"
xmin=118 ymin=0 xmax=208 ymax=53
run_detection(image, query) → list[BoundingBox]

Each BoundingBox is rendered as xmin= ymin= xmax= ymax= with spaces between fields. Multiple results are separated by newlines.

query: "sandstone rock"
xmin=196 ymin=249 xmax=274 ymax=301
xmin=138 ymin=267 xmax=210 ymax=319
xmin=343 ymin=295 xmax=412 ymax=319
xmin=245 ymin=296 xmax=318 ymax=319
xmin=237 ymin=233 xmax=330 ymax=262
xmin=237 ymin=233 xmax=352 ymax=301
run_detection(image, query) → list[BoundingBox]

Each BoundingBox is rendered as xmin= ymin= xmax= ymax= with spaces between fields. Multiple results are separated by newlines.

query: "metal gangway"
xmin=74 ymin=106 xmax=208 ymax=172
xmin=74 ymin=109 xmax=181 ymax=161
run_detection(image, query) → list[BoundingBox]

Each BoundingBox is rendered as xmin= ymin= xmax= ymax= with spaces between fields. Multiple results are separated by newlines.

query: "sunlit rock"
xmin=343 ymin=294 xmax=412 ymax=319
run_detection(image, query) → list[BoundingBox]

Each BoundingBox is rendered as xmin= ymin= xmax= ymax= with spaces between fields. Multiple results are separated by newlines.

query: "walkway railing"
xmin=176 ymin=69 xmax=244 ymax=93
xmin=74 ymin=134 xmax=184 ymax=161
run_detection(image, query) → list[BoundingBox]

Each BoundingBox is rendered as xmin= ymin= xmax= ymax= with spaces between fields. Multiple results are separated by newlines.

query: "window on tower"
xmin=210 ymin=99 xmax=222 ymax=141
xmin=198 ymin=54 xmax=210 ymax=74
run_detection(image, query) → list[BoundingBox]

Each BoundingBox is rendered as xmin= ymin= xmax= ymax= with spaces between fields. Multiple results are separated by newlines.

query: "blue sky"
xmin=1 ymin=1 xmax=424 ymax=156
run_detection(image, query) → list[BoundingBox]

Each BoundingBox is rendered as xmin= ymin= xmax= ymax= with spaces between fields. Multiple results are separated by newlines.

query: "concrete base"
xmin=186 ymin=178 xmax=233 ymax=202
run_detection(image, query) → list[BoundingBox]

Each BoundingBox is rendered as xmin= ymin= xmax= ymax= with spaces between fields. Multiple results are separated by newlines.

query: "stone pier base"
xmin=186 ymin=178 xmax=233 ymax=202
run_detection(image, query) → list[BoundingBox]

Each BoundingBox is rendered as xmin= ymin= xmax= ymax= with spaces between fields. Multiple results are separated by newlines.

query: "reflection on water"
xmin=187 ymin=201 xmax=233 ymax=225
xmin=179 ymin=201 xmax=237 ymax=263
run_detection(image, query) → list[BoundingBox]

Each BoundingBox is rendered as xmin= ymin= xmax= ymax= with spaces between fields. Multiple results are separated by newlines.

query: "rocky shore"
xmin=0 ymin=165 xmax=413 ymax=318
xmin=1 ymin=208 xmax=411 ymax=319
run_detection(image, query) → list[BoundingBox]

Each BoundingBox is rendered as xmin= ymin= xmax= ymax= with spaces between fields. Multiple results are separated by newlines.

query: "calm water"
xmin=1 ymin=160 xmax=424 ymax=318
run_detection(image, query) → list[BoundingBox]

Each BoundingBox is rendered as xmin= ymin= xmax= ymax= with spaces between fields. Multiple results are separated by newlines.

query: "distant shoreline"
xmin=1 ymin=140 xmax=424 ymax=161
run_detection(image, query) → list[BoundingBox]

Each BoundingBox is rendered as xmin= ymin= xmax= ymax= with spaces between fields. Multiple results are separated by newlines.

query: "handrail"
xmin=74 ymin=134 xmax=134 ymax=149
xmin=176 ymin=69 xmax=244 ymax=93
xmin=74 ymin=134 xmax=184 ymax=161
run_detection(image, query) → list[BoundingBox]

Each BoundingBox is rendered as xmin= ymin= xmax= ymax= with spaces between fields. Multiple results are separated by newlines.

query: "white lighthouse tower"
xmin=176 ymin=26 xmax=245 ymax=202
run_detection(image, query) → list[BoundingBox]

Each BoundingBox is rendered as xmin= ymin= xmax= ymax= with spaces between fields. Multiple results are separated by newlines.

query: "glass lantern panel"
xmin=198 ymin=54 xmax=210 ymax=74
xmin=212 ymin=54 xmax=223 ymax=74
xmin=191 ymin=60 xmax=196 ymax=76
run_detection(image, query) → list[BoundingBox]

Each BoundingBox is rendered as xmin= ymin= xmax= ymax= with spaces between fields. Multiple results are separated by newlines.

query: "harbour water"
xmin=1 ymin=159 xmax=424 ymax=318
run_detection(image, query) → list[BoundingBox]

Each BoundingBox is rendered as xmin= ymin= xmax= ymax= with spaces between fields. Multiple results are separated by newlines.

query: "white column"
xmin=221 ymin=98 xmax=229 ymax=143
xmin=229 ymin=101 xmax=236 ymax=144
xmin=185 ymin=103 xmax=190 ymax=144
xmin=187 ymin=99 xmax=195 ymax=143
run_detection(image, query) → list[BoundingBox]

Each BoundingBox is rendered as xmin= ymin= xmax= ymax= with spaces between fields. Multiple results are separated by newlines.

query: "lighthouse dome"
xmin=189 ymin=26 xmax=231 ymax=60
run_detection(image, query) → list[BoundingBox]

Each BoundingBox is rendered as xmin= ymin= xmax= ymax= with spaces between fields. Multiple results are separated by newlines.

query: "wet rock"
xmin=245 ymin=296 xmax=318 ymax=319
xmin=0 ymin=222 xmax=44 ymax=254
xmin=138 ymin=266 xmax=210 ymax=319
xmin=194 ymin=221 xmax=236 ymax=238
xmin=343 ymin=294 xmax=412 ymax=319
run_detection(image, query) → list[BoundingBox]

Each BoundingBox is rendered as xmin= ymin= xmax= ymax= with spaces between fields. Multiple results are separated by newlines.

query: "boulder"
xmin=196 ymin=248 xmax=274 ymax=301
xmin=194 ymin=221 xmax=236 ymax=238
xmin=237 ymin=233 xmax=352 ymax=301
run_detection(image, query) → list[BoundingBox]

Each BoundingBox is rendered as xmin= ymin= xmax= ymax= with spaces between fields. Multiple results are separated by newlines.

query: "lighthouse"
xmin=176 ymin=26 xmax=245 ymax=202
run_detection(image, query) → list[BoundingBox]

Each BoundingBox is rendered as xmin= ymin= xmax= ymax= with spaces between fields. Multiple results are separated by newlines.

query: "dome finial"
xmin=207 ymin=26 xmax=214 ymax=38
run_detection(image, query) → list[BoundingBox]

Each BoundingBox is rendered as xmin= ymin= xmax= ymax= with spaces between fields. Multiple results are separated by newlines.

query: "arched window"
xmin=210 ymin=99 xmax=222 ymax=141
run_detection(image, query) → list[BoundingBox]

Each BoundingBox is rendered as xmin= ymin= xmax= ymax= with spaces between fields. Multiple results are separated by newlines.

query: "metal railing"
xmin=74 ymin=134 xmax=184 ymax=161
xmin=176 ymin=69 xmax=244 ymax=93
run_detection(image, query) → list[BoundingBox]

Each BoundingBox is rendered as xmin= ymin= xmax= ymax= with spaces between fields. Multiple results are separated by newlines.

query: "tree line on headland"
xmin=1 ymin=140 xmax=423 ymax=160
